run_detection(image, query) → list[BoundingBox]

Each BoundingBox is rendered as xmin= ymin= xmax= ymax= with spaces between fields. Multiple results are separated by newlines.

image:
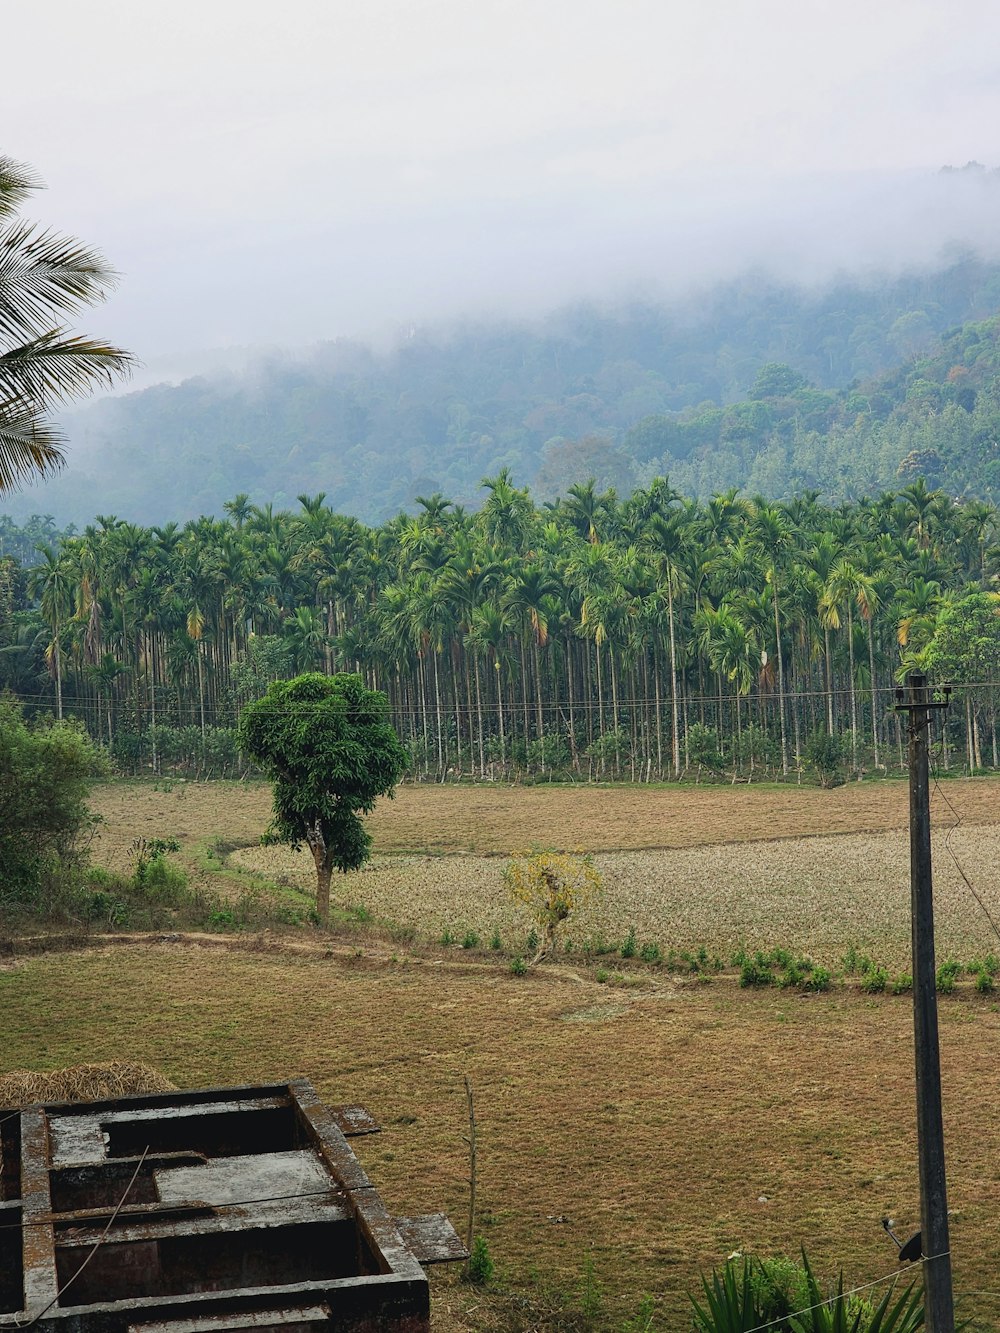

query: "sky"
xmin=6 ymin=0 xmax=1000 ymax=379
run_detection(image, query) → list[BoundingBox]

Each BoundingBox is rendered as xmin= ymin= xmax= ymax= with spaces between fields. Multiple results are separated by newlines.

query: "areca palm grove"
xmin=2 ymin=474 xmax=999 ymax=782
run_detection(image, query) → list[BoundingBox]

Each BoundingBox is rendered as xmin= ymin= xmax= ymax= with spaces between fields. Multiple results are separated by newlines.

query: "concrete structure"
xmin=0 ymin=1079 xmax=465 ymax=1332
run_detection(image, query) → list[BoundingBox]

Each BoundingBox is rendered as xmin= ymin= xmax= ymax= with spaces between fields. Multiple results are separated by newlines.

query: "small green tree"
xmin=237 ymin=673 xmax=407 ymax=924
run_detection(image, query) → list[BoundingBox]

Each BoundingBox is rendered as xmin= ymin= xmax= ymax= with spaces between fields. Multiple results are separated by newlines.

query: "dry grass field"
xmin=3 ymin=941 xmax=1000 ymax=1328
xmin=11 ymin=777 xmax=1000 ymax=1327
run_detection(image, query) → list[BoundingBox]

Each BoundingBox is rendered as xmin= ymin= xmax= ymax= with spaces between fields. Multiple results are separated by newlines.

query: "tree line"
xmin=1 ymin=473 xmax=998 ymax=783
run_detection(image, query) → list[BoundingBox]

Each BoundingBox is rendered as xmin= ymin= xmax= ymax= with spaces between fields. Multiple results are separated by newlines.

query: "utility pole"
xmin=894 ymin=671 xmax=954 ymax=1333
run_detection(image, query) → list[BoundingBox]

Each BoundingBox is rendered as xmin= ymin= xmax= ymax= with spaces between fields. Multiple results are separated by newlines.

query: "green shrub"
xmin=440 ymin=928 xmax=454 ymax=946
xmin=803 ymin=730 xmax=847 ymax=788
xmin=892 ymin=973 xmax=913 ymax=995
xmin=620 ymin=926 xmax=637 ymax=959
xmin=740 ymin=958 xmax=773 ymax=988
xmin=937 ymin=960 xmax=962 ymax=993
xmin=778 ymin=965 xmax=803 ymax=989
xmin=976 ymin=969 xmax=995 ymax=995
xmin=0 ymin=704 xmax=105 ymax=910
xmin=861 ymin=967 xmax=888 ymax=994
xmin=803 ymin=967 xmax=830 ymax=992
xmin=489 ymin=927 xmax=502 ymax=951
xmin=751 ymin=1255 xmax=809 ymax=1324
xmin=462 ymin=930 xmax=480 ymax=950
xmin=463 ymin=1235 xmax=494 ymax=1286
xmin=842 ymin=944 xmax=863 ymax=975
xmin=510 ymin=956 xmax=528 ymax=976
xmin=140 ymin=855 xmax=188 ymax=906
xmin=639 ymin=941 xmax=662 ymax=965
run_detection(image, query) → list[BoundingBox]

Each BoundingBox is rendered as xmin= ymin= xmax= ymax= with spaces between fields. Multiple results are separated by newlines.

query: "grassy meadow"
xmin=5 ymin=776 xmax=1000 ymax=1328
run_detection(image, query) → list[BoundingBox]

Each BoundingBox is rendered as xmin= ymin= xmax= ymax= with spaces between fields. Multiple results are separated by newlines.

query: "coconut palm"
xmin=0 ymin=156 xmax=133 ymax=490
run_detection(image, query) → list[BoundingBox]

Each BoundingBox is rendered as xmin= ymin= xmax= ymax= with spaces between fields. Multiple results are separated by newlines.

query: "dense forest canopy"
xmin=1 ymin=476 xmax=997 ymax=786
xmin=7 ymin=253 xmax=1000 ymax=527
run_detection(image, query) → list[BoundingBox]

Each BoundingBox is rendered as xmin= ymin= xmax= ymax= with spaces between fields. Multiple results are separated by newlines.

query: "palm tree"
xmin=750 ymin=502 xmax=794 ymax=776
xmin=28 ymin=545 xmax=73 ymax=718
xmin=0 ymin=156 xmax=133 ymax=490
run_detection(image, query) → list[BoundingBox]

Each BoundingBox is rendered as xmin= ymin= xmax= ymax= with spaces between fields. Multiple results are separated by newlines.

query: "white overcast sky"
xmin=6 ymin=0 xmax=1000 ymax=375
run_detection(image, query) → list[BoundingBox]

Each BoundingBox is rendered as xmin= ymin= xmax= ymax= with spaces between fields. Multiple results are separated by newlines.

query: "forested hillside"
xmin=6 ymin=254 xmax=1000 ymax=526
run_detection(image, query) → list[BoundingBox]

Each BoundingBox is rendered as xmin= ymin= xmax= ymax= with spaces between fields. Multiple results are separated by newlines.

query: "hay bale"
xmin=0 ymin=1060 xmax=176 ymax=1108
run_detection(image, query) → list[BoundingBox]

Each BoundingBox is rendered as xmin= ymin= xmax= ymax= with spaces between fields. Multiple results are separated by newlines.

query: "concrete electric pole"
xmin=894 ymin=671 xmax=955 ymax=1333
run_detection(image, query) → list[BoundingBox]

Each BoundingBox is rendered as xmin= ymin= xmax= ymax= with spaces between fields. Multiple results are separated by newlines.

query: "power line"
xmin=17 ymin=1146 xmax=149 ymax=1329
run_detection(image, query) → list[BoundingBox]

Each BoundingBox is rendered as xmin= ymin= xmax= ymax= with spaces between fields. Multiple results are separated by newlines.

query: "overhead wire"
xmin=735 ymin=1251 xmax=951 ymax=1333
xmin=929 ymin=722 xmax=1000 ymax=950
xmin=16 ymin=1146 xmax=150 ymax=1329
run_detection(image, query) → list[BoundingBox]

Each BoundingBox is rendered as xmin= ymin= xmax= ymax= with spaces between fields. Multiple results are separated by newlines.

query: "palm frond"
xmin=0 ymin=157 xmax=39 ymax=221
xmin=0 ymin=220 xmax=119 ymax=340
xmin=0 ymin=331 xmax=134 ymax=407
xmin=0 ymin=401 xmax=65 ymax=491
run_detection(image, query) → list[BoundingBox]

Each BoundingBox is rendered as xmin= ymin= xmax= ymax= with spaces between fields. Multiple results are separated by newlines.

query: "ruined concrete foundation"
xmin=0 ymin=1078 xmax=465 ymax=1332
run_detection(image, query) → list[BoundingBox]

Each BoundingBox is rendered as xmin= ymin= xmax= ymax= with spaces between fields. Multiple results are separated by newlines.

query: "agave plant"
xmin=690 ymin=1257 xmax=765 ymax=1332
xmin=789 ymin=1253 xmax=923 ymax=1333
xmin=690 ymin=1252 xmax=925 ymax=1333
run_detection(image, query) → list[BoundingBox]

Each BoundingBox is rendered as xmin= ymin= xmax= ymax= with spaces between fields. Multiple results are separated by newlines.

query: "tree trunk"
xmin=867 ymin=617 xmax=880 ymax=769
xmin=772 ymin=580 xmax=788 ymax=777
xmin=307 ymin=821 xmax=333 ymax=925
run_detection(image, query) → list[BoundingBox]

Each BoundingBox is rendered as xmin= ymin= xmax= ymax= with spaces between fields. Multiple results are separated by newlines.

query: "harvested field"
xmin=90 ymin=776 xmax=1000 ymax=964
xmin=231 ymin=823 xmax=1000 ymax=966
xmin=88 ymin=774 xmax=1000 ymax=861
xmin=2 ymin=942 xmax=1000 ymax=1329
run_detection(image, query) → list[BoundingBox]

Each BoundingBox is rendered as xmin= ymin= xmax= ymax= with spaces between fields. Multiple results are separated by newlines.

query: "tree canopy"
xmin=237 ymin=672 xmax=408 ymax=923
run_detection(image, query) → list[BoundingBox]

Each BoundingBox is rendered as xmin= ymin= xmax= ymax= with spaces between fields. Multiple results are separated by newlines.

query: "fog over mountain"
xmin=5 ymin=1 xmax=1000 ymax=521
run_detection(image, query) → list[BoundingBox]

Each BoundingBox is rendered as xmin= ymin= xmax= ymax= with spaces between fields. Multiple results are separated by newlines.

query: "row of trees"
xmin=2 ymin=474 xmax=999 ymax=782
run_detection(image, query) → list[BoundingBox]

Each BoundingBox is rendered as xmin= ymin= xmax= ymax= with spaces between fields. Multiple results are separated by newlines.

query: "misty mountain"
xmin=7 ymin=253 xmax=1000 ymax=527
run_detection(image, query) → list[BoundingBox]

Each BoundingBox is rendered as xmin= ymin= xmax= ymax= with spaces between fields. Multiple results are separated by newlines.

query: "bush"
xmin=510 ymin=956 xmax=528 ymax=976
xmin=937 ymin=959 xmax=961 ymax=994
xmin=0 ymin=703 xmax=105 ymax=911
xmin=803 ymin=966 xmax=830 ymax=992
xmin=620 ymin=926 xmax=637 ymax=959
xmin=504 ymin=853 xmax=603 ymax=964
xmin=892 ymin=973 xmax=913 ymax=995
xmin=740 ymin=958 xmax=773 ymax=988
xmin=975 ymin=969 xmax=995 ymax=995
xmin=861 ymin=967 xmax=888 ymax=994
xmin=803 ymin=730 xmax=847 ymax=788
xmin=685 ymin=723 xmax=723 ymax=779
xmin=463 ymin=1235 xmax=494 ymax=1286
xmin=524 ymin=735 xmax=572 ymax=774
xmin=461 ymin=930 xmax=480 ymax=950
xmin=936 ymin=968 xmax=956 ymax=995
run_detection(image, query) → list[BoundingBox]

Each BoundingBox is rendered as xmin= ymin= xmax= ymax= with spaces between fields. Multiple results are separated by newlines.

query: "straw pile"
xmin=0 ymin=1060 xmax=176 ymax=1108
